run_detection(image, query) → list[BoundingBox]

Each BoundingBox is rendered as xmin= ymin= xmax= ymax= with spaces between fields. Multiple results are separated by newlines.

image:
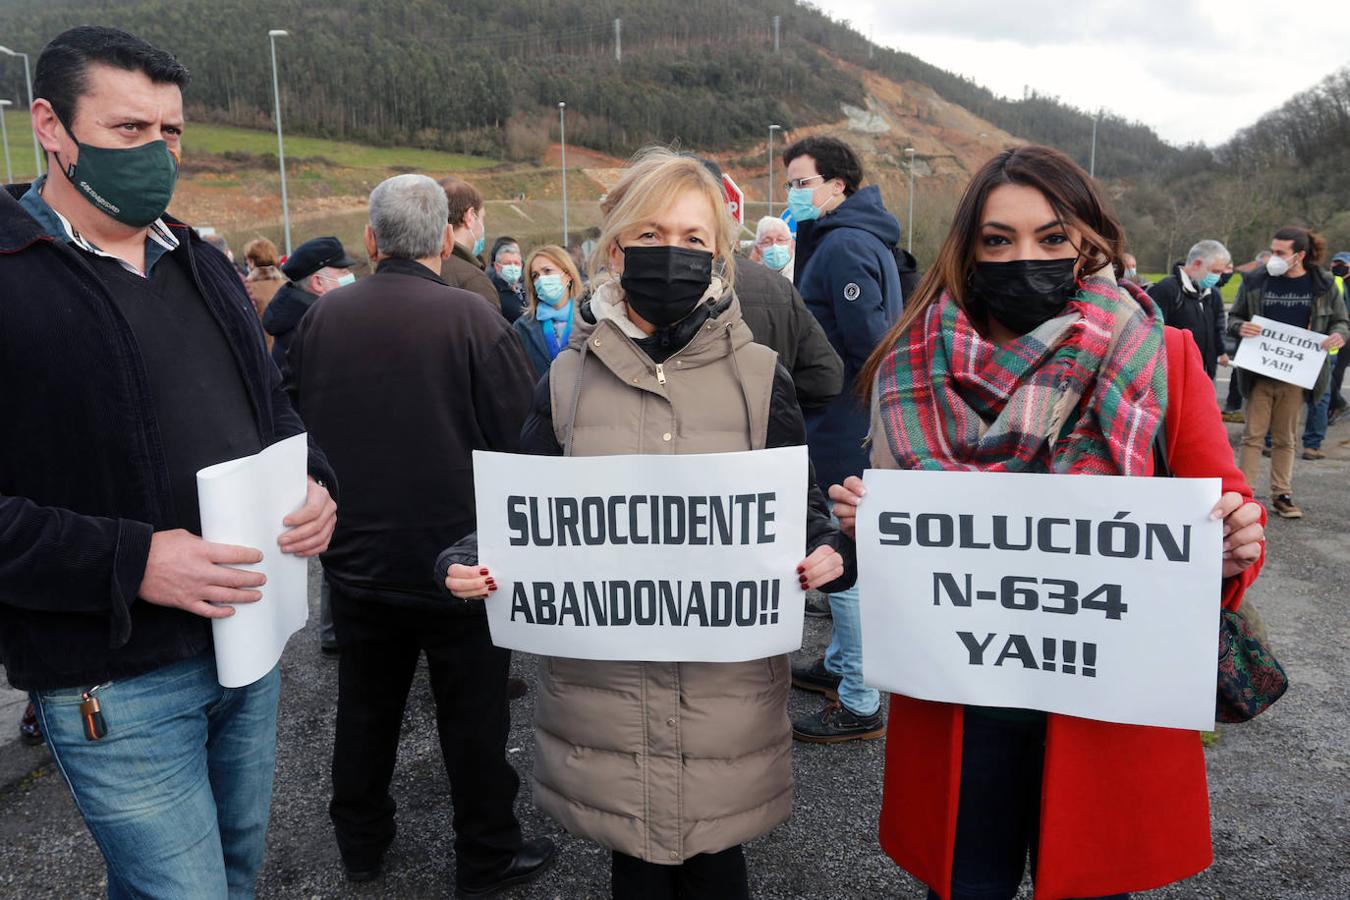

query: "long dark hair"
xmin=859 ymin=145 xmax=1126 ymax=400
xmin=1273 ymin=226 xmax=1326 ymax=269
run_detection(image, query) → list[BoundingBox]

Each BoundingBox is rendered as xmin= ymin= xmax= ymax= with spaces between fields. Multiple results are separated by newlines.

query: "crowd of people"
xmin=6 ymin=22 xmax=1343 ymax=900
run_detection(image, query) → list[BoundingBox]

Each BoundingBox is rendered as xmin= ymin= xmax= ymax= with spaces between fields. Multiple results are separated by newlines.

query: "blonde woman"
xmin=437 ymin=148 xmax=849 ymax=898
xmin=512 ymin=244 xmax=585 ymax=378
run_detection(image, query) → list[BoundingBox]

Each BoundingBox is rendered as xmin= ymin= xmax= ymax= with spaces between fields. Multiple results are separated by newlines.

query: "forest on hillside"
xmin=1 ymin=0 xmax=1342 ymax=266
xmin=0 ymin=0 xmax=1173 ymax=180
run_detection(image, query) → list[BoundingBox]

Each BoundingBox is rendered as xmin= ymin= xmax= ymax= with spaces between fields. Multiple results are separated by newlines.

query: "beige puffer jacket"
xmin=533 ymin=279 xmax=793 ymax=864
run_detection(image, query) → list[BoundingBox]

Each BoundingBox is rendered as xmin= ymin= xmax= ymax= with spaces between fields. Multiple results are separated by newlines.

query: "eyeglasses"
xmin=783 ymin=175 xmax=824 ymax=192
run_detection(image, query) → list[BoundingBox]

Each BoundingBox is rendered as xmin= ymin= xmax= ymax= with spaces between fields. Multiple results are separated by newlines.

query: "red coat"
xmin=878 ymin=328 xmax=1267 ymax=900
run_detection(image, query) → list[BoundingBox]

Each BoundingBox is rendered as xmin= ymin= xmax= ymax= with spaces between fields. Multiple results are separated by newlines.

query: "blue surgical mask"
xmin=787 ymin=187 xmax=823 ymax=223
xmin=1196 ymin=272 xmax=1220 ymax=291
xmin=761 ymin=244 xmax=791 ymax=271
xmin=471 ymin=217 xmax=486 ymax=258
xmin=500 ymin=263 xmax=522 ymax=284
xmin=336 ymin=272 xmax=356 ymax=287
xmin=534 ymin=274 xmax=569 ymax=307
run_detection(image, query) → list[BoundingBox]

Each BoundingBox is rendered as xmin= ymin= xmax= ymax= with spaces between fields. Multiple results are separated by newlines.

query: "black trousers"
xmin=611 ymin=846 xmax=749 ymax=900
xmin=328 ymin=586 xmax=522 ymax=884
xmin=926 ymin=713 xmax=1128 ymax=900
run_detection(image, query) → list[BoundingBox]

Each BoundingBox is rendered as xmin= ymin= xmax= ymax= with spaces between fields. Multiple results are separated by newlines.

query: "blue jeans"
xmin=1303 ymin=390 xmax=1331 ymax=450
xmin=32 ymin=653 xmax=281 ymax=899
xmin=823 ymin=585 xmax=881 ymax=716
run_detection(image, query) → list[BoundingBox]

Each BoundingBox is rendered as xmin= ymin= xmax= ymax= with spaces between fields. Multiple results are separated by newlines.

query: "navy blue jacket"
xmin=794 ymin=185 xmax=903 ymax=491
xmin=490 ymin=269 xmax=526 ymax=323
xmin=512 ymin=313 xmax=560 ymax=379
xmin=0 ymin=184 xmax=336 ymax=691
xmin=262 ymin=280 xmax=317 ymax=377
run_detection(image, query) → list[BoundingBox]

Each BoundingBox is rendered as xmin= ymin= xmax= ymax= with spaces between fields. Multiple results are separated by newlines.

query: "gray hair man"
xmin=1146 ymin=239 xmax=1232 ymax=379
xmin=285 ymin=172 xmax=553 ymax=893
xmin=750 ymin=215 xmax=795 ymax=279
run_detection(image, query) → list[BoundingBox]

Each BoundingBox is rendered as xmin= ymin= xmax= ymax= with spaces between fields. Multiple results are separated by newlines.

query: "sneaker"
xmin=1273 ymin=495 xmax=1304 ymax=519
xmin=1221 ymin=410 xmax=1245 ymax=424
xmin=19 ymin=702 xmax=43 ymax=746
xmin=1329 ymin=405 xmax=1346 ymax=426
xmin=792 ymin=700 xmax=885 ymax=743
xmin=1302 ymin=447 xmax=1326 ymax=460
xmin=791 ymin=657 xmax=842 ymax=698
xmin=804 ymin=591 xmax=832 ymax=618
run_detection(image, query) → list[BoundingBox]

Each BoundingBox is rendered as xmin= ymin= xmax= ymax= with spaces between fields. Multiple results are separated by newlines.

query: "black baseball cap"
xmin=281 ymin=236 xmax=359 ymax=281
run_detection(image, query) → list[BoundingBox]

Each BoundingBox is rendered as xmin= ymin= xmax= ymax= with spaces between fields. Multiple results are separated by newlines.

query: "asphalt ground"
xmin=1 ymin=414 xmax=1347 ymax=899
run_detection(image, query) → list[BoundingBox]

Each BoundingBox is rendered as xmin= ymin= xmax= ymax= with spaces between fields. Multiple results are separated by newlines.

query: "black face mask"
xmin=1333 ymin=263 xmax=1349 ymax=279
xmin=1217 ymin=271 xmax=1235 ymax=288
xmin=969 ymin=258 xmax=1078 ymax=335
xmin=620 ymin=245 xmax=714 ymax=328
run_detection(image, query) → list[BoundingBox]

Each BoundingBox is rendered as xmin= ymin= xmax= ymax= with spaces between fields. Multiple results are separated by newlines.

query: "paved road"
xmin=1 ymin=419 xmax=1347 ymax=899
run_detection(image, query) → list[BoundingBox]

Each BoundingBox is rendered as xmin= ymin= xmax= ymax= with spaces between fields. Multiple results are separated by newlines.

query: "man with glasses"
xmin=750 ymin=215 xmax=796 ymax=280
xmin=781 ymin=135 xmax=904 ymax=743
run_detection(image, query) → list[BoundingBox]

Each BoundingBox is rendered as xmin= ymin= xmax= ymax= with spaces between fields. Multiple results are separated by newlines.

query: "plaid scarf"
xmin=874 ymin=274 xmax=1166 ymax=476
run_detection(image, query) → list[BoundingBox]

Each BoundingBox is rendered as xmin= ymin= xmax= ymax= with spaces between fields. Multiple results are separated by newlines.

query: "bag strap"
xmin=1153 ymin=425 xmax=1172 ymax=478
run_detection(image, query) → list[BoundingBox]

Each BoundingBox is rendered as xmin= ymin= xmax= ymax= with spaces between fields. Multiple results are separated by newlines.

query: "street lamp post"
xmin=904 ymin=147 xmax=916 ymax=253
xmin=1089 ymin=109 xmax=1100 ymax=178
xmin=767 ymin=124 xmax=781 ymax=216
xmin=0 ymin=46 xmax=41 ymax=177
xmin=268 ymin=29 xmax=292 ymax=256
xmin=558 ymin=101 xmax=568 ymax=247
xmin=0 ymin=100 xmax=13 ymax=184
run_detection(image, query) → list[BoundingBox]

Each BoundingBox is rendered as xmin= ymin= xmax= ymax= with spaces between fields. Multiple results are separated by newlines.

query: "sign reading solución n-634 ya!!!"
xmin=857 ymin=470 xmax=1223 ymax=730
xmin=1231 ymin=315 xmax=1329 ymax=390
xmin=473 ymin=447 xmax=808 ymax=662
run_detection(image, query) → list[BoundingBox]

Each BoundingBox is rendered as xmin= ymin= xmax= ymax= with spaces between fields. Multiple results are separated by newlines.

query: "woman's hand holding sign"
xmin=798 ymin=544 xmax=844 ymax=590
xmin=828 ymin=477 xmax=866 ymax=540
xmin=446 ymin=565 xmax=496 ymax=600
xmin=1212 ymin=492 xmax=1264 ymax=579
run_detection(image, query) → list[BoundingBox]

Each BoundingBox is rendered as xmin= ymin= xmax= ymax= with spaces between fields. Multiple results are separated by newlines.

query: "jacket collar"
xmin=376 ymin=256 xmax=449 ymax=285
xmin=0 ymin=183 xmax=52 ymax=253
xmin=452 ymin=241 xmax=484 ymax=269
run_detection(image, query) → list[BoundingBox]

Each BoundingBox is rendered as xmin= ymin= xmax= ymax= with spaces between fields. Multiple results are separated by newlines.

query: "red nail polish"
xmin=796 ymin=565 xmax=805 ymax=574
xmin=479 ymin=567 xmax=489 ymax=575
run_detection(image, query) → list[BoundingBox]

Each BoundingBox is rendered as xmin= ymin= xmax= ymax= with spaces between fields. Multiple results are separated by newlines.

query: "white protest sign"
xmin=197 ymin=434 xmax=309 ymax=688
xmin=1231 ymin=315 xmax=1328 ymax=390
xmin=857 ymin=470 xmax=1222 ymax=731
xmin=474 ymin=447 xmax=808 ymax=662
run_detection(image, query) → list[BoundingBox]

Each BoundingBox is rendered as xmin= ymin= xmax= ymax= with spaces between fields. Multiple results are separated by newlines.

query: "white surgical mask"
xmin=1266 ymin=255 xmax=1291 ymax=277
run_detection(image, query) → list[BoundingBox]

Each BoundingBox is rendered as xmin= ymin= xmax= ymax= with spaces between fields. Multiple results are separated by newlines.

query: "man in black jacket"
xmin=0 ymin=27 xmax=337 ymax=897
xmin=488 ymin=235 xmax=526 ymax=321
xmin=1147 ymin=239 xmax=1231 ymax=379
xmin=286 ymin=174 xmax=554 ymax=894
xmin=262 ymin=234 xmax=357 ymax=377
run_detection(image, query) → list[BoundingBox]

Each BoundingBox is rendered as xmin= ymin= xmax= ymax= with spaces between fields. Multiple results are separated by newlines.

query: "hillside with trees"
xmin=1 ymin=0 xmax=1342 ymax=267
xmin=0 ymin=0 xmax=1173 ymax=179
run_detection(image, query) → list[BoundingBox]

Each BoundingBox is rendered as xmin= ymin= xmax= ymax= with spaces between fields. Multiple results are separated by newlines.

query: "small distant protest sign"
xmin=856 ymin=469 xmax=1223 ymax=731
xmin=1232 ymin=315 xmax=1329 ymax=390
xmin=473 ymin=447 xmax=808 ymax=662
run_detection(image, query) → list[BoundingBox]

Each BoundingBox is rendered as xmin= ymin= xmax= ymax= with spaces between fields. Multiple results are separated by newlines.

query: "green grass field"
xmin=0 ymin=110 xmax=495 ymax=183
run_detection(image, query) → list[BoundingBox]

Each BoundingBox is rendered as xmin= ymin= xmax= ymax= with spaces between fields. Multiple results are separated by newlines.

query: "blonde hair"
xmin=523 ymin=245 xmax=584 ymax=314
xmin=589 ymin=147 xmax=737 ymax=294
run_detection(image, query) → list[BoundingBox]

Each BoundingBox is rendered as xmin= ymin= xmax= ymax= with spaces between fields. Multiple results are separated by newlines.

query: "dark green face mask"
xmin=59 ymin=123 xmax=178 ymax=228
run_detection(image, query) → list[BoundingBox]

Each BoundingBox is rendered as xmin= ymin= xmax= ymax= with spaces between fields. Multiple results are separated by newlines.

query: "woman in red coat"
xmin=831 ymin=145 xmax=1267 ymax=900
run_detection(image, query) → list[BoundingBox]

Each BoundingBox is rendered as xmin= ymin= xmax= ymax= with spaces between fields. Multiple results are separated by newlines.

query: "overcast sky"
xmin=813 ymin=0 xmax=1348 ymax=146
